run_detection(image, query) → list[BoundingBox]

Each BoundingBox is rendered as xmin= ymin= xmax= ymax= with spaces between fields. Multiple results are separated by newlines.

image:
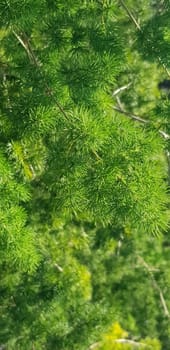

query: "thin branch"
xmin=12 ymin=29 xmax=69 ymax=121
xmin=158 ymin=57 xmax=170 ymax=79
xmin=88 ymin=338 xmax=148 ymax=349
xmin=116 ymin=96 xmax=124 ymax=110
xmin=54 ymin=263 xmax=63 ymax=272
xmin=166 ymin=150 xmax=170 ymax=186
xmin=119 ymin=0 xmax=170 ymax=78
xmin=3 ymin=73 xmax=12 ymax=112
xmin=44 ymin=86 xmax=69 ymax=121
xmin=91 ymin=148 xmax=102 ymax=161
xmin=119 ymin=0 xmax=141 ymax=31
xmin=12 ymin=30 xmax=40 ymax=66
xmin=138 ymin=256 xmax=170 ymax=318
xmin=112 ymin=82 xmax=132 ymax=96
xmin=159 ymin=130 xmax=170 ymax=140
xmin=88 ymin=342 xmax=100 ymax=350
xmin=113 ymin=105 xmax=149 ymax=123
xmin=113 ymin=105 xmax=170 ymax=140
xmin=115 ymin=339 xmax=147 ymax=347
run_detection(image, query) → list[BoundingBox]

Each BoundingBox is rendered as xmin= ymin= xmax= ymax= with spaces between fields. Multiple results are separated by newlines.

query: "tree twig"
xmin=113 ymin=105 xmax=149 ymax=123
xmin=12 ymin=29 xmax=69 ymax=121
xmin=115 ymin=339 xmax=148 ymax=347
xmin=113 ymin=105 xmax=170 ymax=139
xmin=12 ymin=30 xmax=40 ymax=66
xmin=3 ymin=73 xmax=12 ymax=112
xmin=158 ymin=57 xmax=170 ymax=79
xmin=112 ymin=82 xmax=132 ymax=96
xmin=119 ymin=0 xmax=170 ymax=78
xmin=138 ymin=256 xmax=170 ymax=318
xmin=88 ymin=342 xmax=100 ymax=350
xmin=54 ymin=263 xmax=63 ymax=272
xmin=88 ymin=338 xmax=148 ymax=349
xmin=119 ymin=0 xmax=141 ymax=31
xmin=166 ymin=150 xmax=170 ymax=186
xmin=116 ymin=96 xmax=124 ymax=110
xmin=91 ymin=149 xmax=102 ymax=161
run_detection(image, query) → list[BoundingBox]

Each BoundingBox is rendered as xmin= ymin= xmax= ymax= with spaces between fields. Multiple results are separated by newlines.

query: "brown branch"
xmin=138 ymin=256 xmax=170 ymax=318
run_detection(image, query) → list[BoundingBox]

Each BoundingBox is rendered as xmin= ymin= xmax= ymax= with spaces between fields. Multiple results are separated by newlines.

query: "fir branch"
xmin=138 ymin=256 xmax=170 ymax=319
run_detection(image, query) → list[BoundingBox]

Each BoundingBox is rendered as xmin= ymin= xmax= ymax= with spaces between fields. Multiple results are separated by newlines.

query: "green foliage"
xmin=137 ymin=11 xmax=170 ymax=64
xmin=0 ymin=151 xmax=39 ymax=271
xmin=97 ymin=322 xmax=161 ymax=350
xmin=43 ymin=110 xmax=168 ymax=232
xmin=0 ymin=0 xmax=170 ymax=349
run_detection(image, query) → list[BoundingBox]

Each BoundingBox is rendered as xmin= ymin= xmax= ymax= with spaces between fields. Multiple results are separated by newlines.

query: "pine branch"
xmin=138 ymin=256 xmax=170 ymax=319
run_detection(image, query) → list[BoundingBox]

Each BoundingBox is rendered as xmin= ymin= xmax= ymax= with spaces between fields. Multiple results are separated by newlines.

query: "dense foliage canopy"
xmin=0 ymin=1 xmax=170 ymax=349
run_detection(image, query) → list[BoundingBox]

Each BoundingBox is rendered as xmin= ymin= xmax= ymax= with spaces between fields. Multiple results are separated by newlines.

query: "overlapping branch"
xmin=12 ymin=28 xmax=69 ymax=121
